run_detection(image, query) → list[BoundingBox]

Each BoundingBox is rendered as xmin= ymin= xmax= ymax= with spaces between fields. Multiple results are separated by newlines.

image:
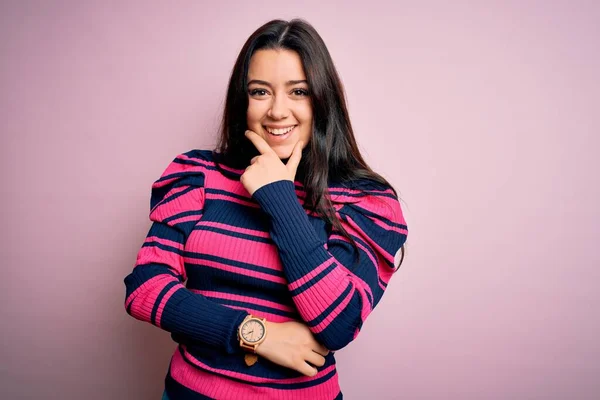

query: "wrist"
xmin=238 ymin=314 xmax=268 ymax=353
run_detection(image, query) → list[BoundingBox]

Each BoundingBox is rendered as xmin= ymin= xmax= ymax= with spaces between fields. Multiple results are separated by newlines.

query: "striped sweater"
xmin=124 ymin=150 xmax=408 ymax=399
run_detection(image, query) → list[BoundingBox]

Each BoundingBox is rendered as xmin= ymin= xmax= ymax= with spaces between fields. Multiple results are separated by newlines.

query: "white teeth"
xmin=266 ymin=126 xmax=295 ymax=135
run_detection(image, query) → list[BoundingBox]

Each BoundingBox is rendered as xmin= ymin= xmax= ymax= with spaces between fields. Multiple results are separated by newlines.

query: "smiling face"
xmin=246 ymin=49 xmax=313 ymax=159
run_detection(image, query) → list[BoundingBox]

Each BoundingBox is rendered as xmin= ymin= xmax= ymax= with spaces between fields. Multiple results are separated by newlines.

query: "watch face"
xmin=241 ymin=319 xmax=265 ymax=343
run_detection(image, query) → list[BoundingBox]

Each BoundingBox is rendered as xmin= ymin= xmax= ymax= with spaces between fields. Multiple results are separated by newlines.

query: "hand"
xmin=240 ymin=130 xmax=303 ymax=196
xmin=256 ymin=320 xmax=330 ymax=377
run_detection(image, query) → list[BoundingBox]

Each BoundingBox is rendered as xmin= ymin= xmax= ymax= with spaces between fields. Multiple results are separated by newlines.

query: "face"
xmin=246 ymin=49 xmax=313 ymax=159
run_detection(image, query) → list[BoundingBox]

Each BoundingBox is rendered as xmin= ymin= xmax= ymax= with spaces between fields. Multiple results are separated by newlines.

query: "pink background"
xmin=1 ymin=1 xmax=599 ymax=399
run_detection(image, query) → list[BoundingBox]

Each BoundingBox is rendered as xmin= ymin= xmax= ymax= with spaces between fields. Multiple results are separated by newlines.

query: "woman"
xmin=124 ymin=18 xmax=408 ymax=400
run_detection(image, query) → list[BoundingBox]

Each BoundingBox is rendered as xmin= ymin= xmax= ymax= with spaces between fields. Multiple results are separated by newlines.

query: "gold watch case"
xmin=238 ymin=315 xmax=267 ymax=352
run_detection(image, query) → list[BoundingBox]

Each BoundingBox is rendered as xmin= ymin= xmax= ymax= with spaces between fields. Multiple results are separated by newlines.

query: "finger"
xmin=312 ymin=342 xmax=329 ymax=357
xmin=245 ymin=130 xmax=274 ymax=155
xmin=250 ymin=156 xmax=260 ymax=165
xmin=297 ymin=362 xmax=319 ymax=377
xmin=285 ymin=141 xmax=303 ymax=175
xmin=305 ymin=350 xmax=326 ymax=368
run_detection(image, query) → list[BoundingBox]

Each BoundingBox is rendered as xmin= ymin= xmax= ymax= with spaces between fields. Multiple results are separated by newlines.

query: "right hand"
xmin=255 ymin=320 xmax=330 ymax=377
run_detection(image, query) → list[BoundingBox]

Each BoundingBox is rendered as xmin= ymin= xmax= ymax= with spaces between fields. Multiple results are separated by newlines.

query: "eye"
xmin=249 ymin=88 xmax=268 ymax=96
xmin=292 ymin=88 xmax=309 ymax=96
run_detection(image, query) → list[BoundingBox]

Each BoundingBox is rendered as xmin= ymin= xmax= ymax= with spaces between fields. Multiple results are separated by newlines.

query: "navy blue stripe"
xmin=142 ymin=241 xmax=183 ymax=255
xmin=366 ymin=288 xmax=374 ymax=305
xmin=193 ymin=225 xmax=273 ymax=244
xmin=186 ymin=265 xmax=287 ymax=291
xmin=345 ymin=204 xmax=407 ymax=230
xmin=184 ymin=252 xmax=284 ymax=277
xmin=178 ymin=347 xmax=338 ymax=390
xmin=165 ymin=372 xmax=213 ymax=400
xmin=307 ymin=282 xmax=354 ymax=327
xmin=186 ymin=277 xmax=292 ymax=307
xmin=151 ymin=281 xmax=178 ymax=325
xmin=163 ymin=209 xmax=203 ymax=225
xmin=155 ymin=171 xmax=198 ymax=185
xmin=173 ymin=156 xmax=218 ymax=171
xmin=162 ymin=185 xmax=196 ymax=204
xmin=210 ymin=298 xmax=298 ymax=319
xmin=256 ymin=368 xmax=337 ymax=389
xmin=124 ymin=264 xmax=178 ymax=298
xmin=329 ymin=188 xmax=396 ymax=200
xmin=147 ymin=222 xmax=183 ymax=242
xmin=290 ymin=262 xmax=338 ymax=296
xmin=330 ymin=233 xmax=378 ymax=267
xmin=205 ymin=188 xmax=253 ymax=202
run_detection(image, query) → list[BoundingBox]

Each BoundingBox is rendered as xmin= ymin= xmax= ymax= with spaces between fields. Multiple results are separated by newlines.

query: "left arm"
xmin=253 ymin=180 xmax=408 ymax=351
xmin=241 ymin=130 xmax=408 ymax=351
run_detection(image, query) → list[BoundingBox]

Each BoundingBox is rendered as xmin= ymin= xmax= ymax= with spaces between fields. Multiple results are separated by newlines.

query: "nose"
xmin=267 ymin=94 xmax=290 ymax=120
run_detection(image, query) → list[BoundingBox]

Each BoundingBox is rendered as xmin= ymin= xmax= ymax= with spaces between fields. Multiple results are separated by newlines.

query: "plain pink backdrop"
xmin=1 ymin=1 xmax=598 ymax=399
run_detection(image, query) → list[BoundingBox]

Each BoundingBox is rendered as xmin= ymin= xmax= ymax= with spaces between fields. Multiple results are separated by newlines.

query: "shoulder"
xmin=153 ymin=149 xmax=218 ymax=186
xmin=329 ymin=178 xmax=407 ymax=232
xmin=150 ymin=150 xmax=217 ymax=210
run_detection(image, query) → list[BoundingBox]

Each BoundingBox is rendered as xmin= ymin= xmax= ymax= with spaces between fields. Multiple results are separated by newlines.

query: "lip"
xmin=263 ymin=124 xmax=297 ymax=130
xmin=263 ymin=125 xmax=297 ymax=141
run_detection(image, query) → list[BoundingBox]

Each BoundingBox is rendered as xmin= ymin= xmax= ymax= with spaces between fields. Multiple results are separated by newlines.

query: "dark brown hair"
xmin=216 ymin=18 xmax=404 ymax=269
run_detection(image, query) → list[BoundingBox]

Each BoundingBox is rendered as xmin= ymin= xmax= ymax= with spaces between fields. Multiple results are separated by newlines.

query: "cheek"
xmin=298 ymin=103 xmax=313 ymax=123
xmin=246 ymin=102 xmax=265 ymax=125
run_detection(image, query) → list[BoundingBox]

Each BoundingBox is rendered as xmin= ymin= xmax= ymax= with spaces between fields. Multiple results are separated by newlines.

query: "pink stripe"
xmin=155 ymin=285 xmax=181 ymax=327
xmin=125 ymin=274 xmax=176 ymax=320
xmin=206 ymin=192 xmax=259 ymax=208
xmin=213 ymin=161 xmax=244 ymax=174
xmin=145 ymin=236 xmax=183 ymax=250
xmin=187 ymin=230 xmax=282 ymax=272
xmin=329 ymin=233 xmax=378 ymax=269
xmin=201 ymin=221 xmax=270 ymax=238
xmin=345 ymin=216 xmax=395 ymax=265
xmin=225 ymin=305 xmax=295 ymax=323
xmin=151 ymin=188 xmax=204 ymax=222
xmin=135 ymin=246 xmax=184 ymax=276
xmin=149 ymin=184 xmax=192 ymax=215
xmin=310 ymin=285 xmax=355 ymax=333
xmin=163 ymin=156 xmax=210 ymax=176
xmin=288 ymin=258 xmax=335 ymax=290
xmin=292 ymin=268 xmax=349 ymax=321
xmin=191 ymin=290 xmax=294 ymax=312
xmin=177 ymin=153 xmax=214 ymax=166
xmin=379 ymin=267 xmax=394 ymax=285
xmin=354 ymin=240 xmax=378 ymax=270
xmin=205 ymin=170 xmax=252 ymax=196
xmin=175 ymin=345 xmax=339 ymax=385
xmin=167 ymin=214 xmax=202 ymax=225
xmin=371 ymin=216 xmax=409 ymax=234
xmin=184 ymin=257 xmax=286 ymax=285
xmin=328 ymin=233 xmax=376 ymax=302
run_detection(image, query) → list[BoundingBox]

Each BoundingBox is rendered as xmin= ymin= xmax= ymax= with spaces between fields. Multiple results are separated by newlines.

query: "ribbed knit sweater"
xmin=124 ymin=150 xmax=408 ymax=399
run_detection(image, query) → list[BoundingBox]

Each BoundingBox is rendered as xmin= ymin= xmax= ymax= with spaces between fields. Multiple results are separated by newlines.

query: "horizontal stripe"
xmin=194 ymin=225 xmax=273 ymax=244
xmin=192 ymin=290 xmax=295 ymax=313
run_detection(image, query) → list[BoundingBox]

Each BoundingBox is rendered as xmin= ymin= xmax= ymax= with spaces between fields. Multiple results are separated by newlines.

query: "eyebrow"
xmin=247 ymin=79 xmax=308 ymax=87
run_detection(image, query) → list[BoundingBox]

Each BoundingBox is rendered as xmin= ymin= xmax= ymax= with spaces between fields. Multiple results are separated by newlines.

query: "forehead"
xmin=247 ymin=49 xmax=306 ymax=81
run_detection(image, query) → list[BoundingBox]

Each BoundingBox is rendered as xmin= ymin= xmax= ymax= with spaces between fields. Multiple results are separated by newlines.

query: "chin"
xmin=273 ymin=148 xmax=293 ymax=160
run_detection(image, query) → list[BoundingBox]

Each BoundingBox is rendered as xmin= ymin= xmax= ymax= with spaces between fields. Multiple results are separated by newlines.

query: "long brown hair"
xmin=216 ymin=18 xmax=405 ymax=269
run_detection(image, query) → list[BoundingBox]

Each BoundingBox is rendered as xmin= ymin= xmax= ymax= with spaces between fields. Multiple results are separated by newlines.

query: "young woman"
xmin=124 ymin=18 xmax=408 ymax=400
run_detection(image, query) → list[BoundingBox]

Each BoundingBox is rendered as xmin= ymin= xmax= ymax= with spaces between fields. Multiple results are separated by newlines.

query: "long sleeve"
xmin=124 ymin=152 xmax=248 ymax=354
xmin=252 ymin=180 xmax=408 ymax=351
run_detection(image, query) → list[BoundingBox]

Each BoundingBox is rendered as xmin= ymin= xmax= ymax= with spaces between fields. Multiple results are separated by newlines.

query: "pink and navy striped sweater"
xmin=124 ymin=150 xmax=408 ymax=399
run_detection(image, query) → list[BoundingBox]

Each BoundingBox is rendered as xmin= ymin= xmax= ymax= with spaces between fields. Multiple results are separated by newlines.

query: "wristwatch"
xmin=238 ymin=315 xmax=267 ymax=366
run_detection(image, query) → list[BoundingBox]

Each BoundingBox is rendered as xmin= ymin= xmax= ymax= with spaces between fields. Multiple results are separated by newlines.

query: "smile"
xmin=264 ymin=125 xmax=297 ymax=136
